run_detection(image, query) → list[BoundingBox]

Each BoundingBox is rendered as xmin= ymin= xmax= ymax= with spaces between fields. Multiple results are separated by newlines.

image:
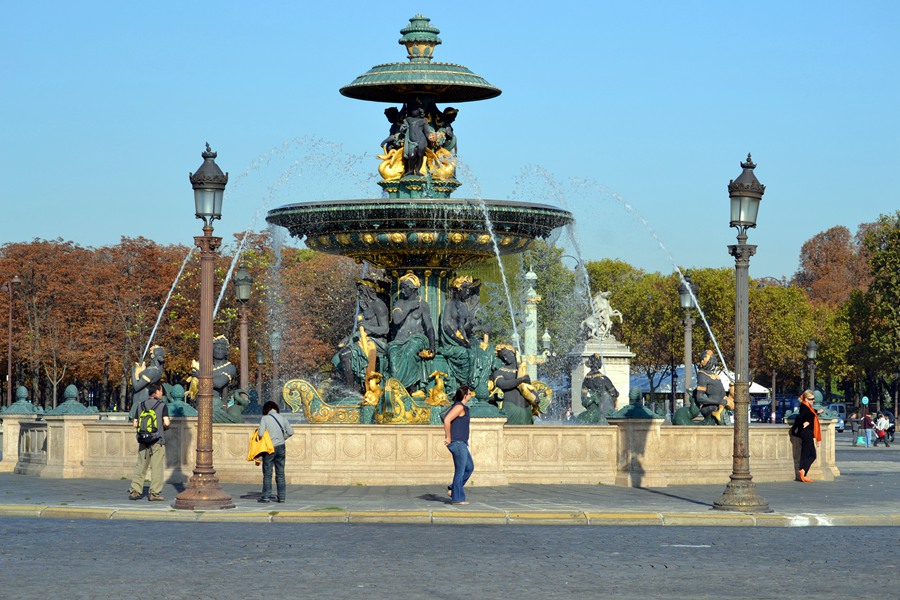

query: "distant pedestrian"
xmin=791 ymin=390 xmax=821 ymax=483
xmin=849 ymin=412 xmax=860 ymax=446
xmin=444 ymin=385 xmax=474 ymax=505
xmin=862 ymin=411 xmax=875 ymax=447
xmin=873 ymin=413 xmax=891 ymax=447
xmin=257 ymin=401 xmax=294 ymax=503
xmin=128 ymin=383 xmax=170 ymax=501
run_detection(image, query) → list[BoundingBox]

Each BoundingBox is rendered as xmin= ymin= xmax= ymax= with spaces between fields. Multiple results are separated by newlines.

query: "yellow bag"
xmin=247 ymin=429 xmax=275 ymax=465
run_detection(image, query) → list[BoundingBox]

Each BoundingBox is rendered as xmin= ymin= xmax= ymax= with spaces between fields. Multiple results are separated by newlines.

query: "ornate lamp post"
xmin=233 ymin=264 xmax=253 ymax=392
xmin=174 ymin=144 xmax=235 ymax=510
xmin=806 ymin=339 xmax=818 ymax=391
xmin=2 ymin=275 xmax=22 ymax=406
xmin=678 ymin=272 xmax=698 ymax=408
xmin=714 ymin=154 xmax=770 ymax=513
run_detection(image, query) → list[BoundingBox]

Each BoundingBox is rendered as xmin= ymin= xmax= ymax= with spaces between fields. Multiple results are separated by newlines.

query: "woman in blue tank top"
xmin=444 ymin=385 xmax=474 ymax=505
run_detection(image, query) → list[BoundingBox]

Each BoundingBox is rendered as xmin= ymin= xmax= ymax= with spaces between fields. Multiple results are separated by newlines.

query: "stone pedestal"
xmin=0 ymin=414 xmax=31 ymax=473
xmin=569 ymin=337 xmax=634 ymax=415
xmin=42 ymin=415 xmax=100 ymax=478
xmin=609 ymin=417 xmax=668 ymax=487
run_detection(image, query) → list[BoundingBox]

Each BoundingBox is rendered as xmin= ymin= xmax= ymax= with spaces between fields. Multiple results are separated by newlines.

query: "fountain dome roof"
xmin=340 ymin=14 xmax=501 ymax=103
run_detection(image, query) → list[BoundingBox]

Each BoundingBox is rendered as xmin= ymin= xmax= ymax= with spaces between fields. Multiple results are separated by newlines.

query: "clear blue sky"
xmin=2 ymin=2 xmax=897 ymax=279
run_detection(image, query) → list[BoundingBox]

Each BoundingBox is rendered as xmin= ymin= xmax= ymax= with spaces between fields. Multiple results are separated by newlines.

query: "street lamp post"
xmin=2 ymin=276 xmax=22 ymax=406
xmin=174 ymin=144 xmax=235 ymax=511
xmin=233 ymin=264 xmax=253 ymax=392
xmin=714 ymin=154 xmax=770 ymax=513
xmin=806 ymin=339 xmax=818 ymax=392
xmin=678 ymin=272 xmax=698 ymax=408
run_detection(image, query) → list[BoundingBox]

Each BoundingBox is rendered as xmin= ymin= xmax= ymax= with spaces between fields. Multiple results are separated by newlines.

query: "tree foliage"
xmin=0 ymin=211 xmax=895 ymax=416
xmin=795 ymin=225 xmax=869 ymax=307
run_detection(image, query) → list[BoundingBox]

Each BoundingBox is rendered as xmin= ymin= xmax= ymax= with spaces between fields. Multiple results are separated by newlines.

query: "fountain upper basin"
xmin=266 ymin=198 xmax=573 ymax=270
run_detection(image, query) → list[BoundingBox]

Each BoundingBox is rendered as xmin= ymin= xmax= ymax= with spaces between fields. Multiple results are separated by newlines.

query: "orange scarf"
xmin=802 ymin=399 xmax=822 ymax=442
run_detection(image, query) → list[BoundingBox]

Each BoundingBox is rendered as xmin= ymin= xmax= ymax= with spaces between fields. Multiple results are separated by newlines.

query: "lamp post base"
xmin=713 ymin=478 xmax=771 ymax=513
xmin=172 ymin=474 xmax=235 ymax=510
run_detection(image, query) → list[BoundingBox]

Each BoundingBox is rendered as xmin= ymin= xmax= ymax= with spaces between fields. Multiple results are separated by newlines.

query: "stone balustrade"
xmin=0 ymin=414 xmax=838 ymax=487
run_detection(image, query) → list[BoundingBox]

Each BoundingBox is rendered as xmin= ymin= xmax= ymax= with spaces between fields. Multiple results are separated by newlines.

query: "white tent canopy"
xmin=630 ymin=364 xmax=769 ymax=396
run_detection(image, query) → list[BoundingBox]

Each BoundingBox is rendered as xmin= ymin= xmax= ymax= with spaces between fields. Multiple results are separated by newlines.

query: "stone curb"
xmin=1 ymin=504 xmax=898 ymax=526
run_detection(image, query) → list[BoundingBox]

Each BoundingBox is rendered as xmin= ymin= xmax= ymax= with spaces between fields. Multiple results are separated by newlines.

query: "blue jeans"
xmin=864 ymin=429 xmax=873 ymax=447
xmin=261 ymin=444 xmax=286 ymax=500
xmin=448 ymin=441 xmax=474 ymax=503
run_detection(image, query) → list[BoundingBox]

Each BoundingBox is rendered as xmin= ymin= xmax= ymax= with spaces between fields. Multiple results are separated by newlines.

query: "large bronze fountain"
xmin=266 ymin=15 xmax=572 ymax=423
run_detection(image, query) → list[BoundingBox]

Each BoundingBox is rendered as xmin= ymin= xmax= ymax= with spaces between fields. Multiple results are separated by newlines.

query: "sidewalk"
xmin=1 ymin=444 xmax=897 ymax=526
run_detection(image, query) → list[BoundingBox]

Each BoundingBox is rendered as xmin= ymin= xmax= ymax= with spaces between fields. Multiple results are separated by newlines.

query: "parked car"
xmin=827 ymin=403 xmax=847 ymax=432
xmin=756 ymin=396 xmax=800 ymax=424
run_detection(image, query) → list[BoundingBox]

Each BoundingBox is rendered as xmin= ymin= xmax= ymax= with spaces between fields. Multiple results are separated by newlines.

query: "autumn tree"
xmin=794 ymin=225 xmax=868 ymax=307
xmin=89 ymin=238 xmax=191 ymax=409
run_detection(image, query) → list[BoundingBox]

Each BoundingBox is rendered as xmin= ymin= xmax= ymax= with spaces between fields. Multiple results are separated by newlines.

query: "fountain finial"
xmin=399 ymin=14 xmax=442 ymax=63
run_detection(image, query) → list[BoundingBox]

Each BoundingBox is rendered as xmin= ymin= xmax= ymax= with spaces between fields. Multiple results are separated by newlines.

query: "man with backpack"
xmin=128 ymin=382 xmax=170 ymax=501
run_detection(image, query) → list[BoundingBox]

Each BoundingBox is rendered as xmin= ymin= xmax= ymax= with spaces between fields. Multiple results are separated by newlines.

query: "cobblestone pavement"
xmin=0 ymin=431 xmax=897 ymax=598
xmin=0 ymin=519 xmax=894 ymax=599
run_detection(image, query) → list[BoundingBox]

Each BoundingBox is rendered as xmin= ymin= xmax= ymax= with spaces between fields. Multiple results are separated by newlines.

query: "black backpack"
xmin=136 ymin=400 xmax=162 ymax=444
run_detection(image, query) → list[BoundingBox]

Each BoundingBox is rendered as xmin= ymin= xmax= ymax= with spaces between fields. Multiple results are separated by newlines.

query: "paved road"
xmin=0 ymin=428 xmax=897 ymax=598
xmin=0 ymin=519 xmax=893 ymax=599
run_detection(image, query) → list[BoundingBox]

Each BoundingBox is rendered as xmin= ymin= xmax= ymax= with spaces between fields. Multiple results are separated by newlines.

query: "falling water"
xmin=350 ymin=261 xmax=370 ymax=338
xmin=456 ymin=159 xmax=521 ymax=353
xmin=515 ymin=166 xmax=729 ymax=375
xmin=512 ymin=166 xmax=604 ymax=364
xmin=597 ymin=185 xmax=728 ymax=375
xmin=213 ymin=137 xmax=374 ymax=317
xmin=141 ymin=246 xmax=196 ymax=362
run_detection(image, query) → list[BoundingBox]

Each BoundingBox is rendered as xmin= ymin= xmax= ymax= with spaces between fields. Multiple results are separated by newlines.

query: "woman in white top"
xmin=873 ymin=413 xmax=891 ymax=447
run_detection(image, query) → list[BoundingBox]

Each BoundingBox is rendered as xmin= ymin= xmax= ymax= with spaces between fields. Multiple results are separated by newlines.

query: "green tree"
xmin=604 ymin=270 xmax=680 ymax=397
xmin=749 ymin=282 xmax=814 ymax=399
xmin=859 ymin=212 xmax=900 ymax=410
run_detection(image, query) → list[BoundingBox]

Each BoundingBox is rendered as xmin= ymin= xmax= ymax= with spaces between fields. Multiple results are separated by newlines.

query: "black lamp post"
xmin=233 ymin=264 xmax=253 ymax=393
xmin=2 ymin=275 xmax=22 ymax=406
xmin=174 ymin=144 xmax=235 ymax=511
xmin=678 ymin=272 xmax=698 ymax=407
xmin=714 ymin=154 xmax=770 ymax=513
xmin=806 ymin=339 xmax=818 ymax=392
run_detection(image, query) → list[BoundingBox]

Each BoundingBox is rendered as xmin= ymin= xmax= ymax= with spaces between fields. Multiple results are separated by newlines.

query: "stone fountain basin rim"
xmin=266 ymin=198 xmax=570 ymax=214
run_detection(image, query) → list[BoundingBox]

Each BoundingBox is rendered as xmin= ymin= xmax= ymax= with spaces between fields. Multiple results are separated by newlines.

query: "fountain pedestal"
xmin=569 ymin=336 xmax=634 ymax=415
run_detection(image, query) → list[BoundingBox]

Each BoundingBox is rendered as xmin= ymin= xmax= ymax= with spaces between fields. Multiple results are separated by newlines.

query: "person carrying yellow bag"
xmin=247 ymin=427 xmax=275 ymax=465
xmin=256 ymin=401 xmax=294 ymax=503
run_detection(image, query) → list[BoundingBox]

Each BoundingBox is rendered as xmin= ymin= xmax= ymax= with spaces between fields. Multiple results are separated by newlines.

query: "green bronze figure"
xmin=130 ymin=345 xmax=165 ymax=413
xmin=577 ymin=354 xmax=618 ymax=424
xmin=332 ymin=279 xmax=390 ymax=390
xmin=387 ymin=273 xmax=435 ymax=393
xmin=491 ymin=345 xmax=534 ymax=425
